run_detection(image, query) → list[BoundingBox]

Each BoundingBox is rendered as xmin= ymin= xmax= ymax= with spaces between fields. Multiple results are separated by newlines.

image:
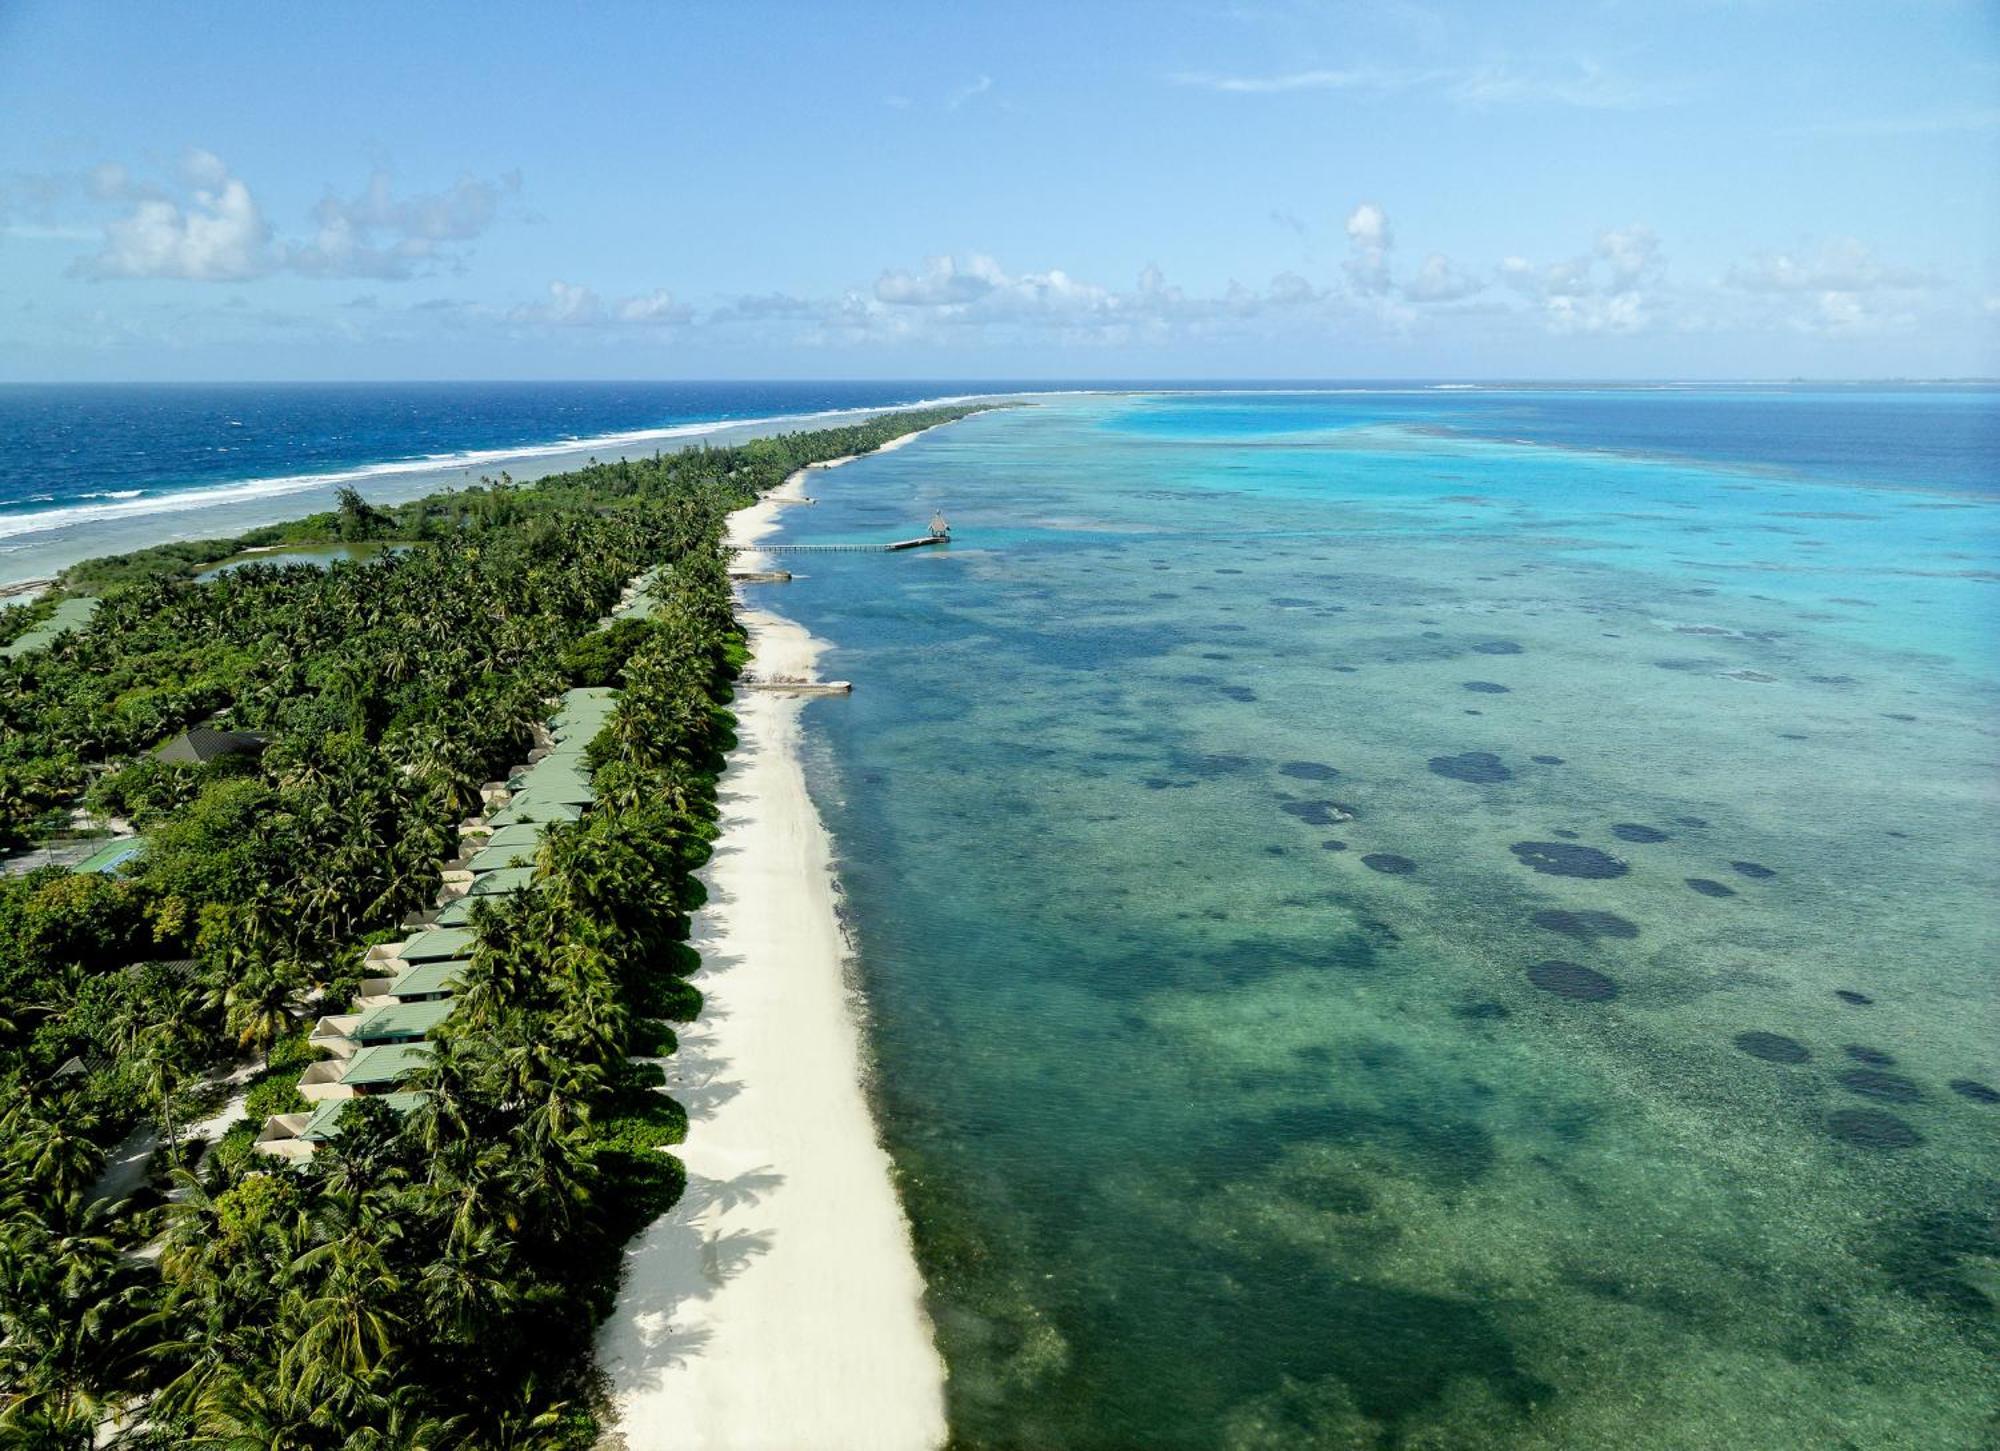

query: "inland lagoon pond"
xmin=752 ymin=389 xmax=1999 ymax=1448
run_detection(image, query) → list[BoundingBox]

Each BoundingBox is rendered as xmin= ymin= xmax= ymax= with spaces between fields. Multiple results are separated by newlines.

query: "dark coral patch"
xmin=1472 ymin=640 xmax=1525 ymax=655
xmin=1278 ymin=761 xmax=1342 ymax=781
xmin=1676 ymin=815 xmax=1709 ymax=828
xmin=1362 ymin=853 xmax=1417 ymax=875
xmin=1429 ymin=751 xmax=1512 ymax=784
xmin=1281 ymin=799 xmax=1357 ymax=826
xmin=1219 ymin=685 xmax=1258 ymax=702
xmin=1531 ymin=909 xmax=1639 ymax=942
xmin=1549 ymin=829 xmax=1580 ymax=840
xmin=1730 ymin=861 xmax=1776 ymax=879
xmin=1462 ymin=681 xmax=1511 ymax=694
xmin=1734 ymin=1031 xmax=1810 ymax=1064
xmin=1838 ymin=1069 xmax=1923 ymax=1104
xmin=1949 ymin=1079 xmax=2000 ymax=1105
xmin=1834 ymin=989 xmax=1874 ymax=1006
xmin=1685 ymin=878 xmax=1737 ymax=898
xmin=1610 ymin=824 xmax=1670 ymax=844
xmin=1511 ymin=841 xmax=1628 ymax=879
xmin=1532 ymin=755 xmax=1565 ymax=766
xmin=1526 ymin=960 xmax=1619 ymax=1001
xmin=1454 ymin=1001 xmax=1511 ymax=1021
xmin=1844 ymin=1045 xmax=1896 ymax=1067
xmin=1827 ymin=1108 xmax=1922 ymax=1149
xmin=1321 ymin=840 xmax=1349 ymax=852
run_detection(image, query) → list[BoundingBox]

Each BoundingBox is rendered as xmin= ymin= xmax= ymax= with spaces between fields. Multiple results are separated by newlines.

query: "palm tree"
xmin=3 ymin=1102 xmax=108 ymax=1207
xmin=282 ymin=1230 xmax=402 ymax=1384
xmin=225 ymin=967 xmax=302 ymax=1067
xmin=0 ymin=1190 xmax=149 ymax=1442
xmin=135 ymin=1018 xmax=188 ymax=1152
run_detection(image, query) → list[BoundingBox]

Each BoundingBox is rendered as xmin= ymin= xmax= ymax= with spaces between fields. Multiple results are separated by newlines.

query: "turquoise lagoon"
xmin=755 ymin=391 xmax=1998 ymax=1448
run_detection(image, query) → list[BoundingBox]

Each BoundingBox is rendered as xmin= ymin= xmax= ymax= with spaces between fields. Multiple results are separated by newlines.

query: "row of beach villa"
xmin=254 ymin=678 xmax=623 ymax=1159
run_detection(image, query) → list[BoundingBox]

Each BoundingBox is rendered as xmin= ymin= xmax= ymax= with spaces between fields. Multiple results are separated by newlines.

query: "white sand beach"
xmin=596 ymin=469 xmax=946 ymax=1449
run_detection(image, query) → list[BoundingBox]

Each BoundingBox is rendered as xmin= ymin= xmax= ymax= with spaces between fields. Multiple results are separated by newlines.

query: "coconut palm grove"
xmin=0 ymin=407 xmax=984 ymax=1446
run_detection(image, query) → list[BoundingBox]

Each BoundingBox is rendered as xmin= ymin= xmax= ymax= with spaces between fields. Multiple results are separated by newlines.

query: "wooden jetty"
xmin=739 ymin=676 xmax=853 ymax=695
xmin=747 ymin=534 xmax=947 ymax=555
xmin=738 ymin=509 xmax=952 ymax=556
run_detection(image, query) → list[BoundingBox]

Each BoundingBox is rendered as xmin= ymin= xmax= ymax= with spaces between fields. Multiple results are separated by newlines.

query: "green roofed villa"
xmin=395 ymin=926 xmax=476 ymax=962
xmin=488 ymin=797 xmax=583 ymax=827
xmin=255 ymin=1091 xmax=426 ymax=1164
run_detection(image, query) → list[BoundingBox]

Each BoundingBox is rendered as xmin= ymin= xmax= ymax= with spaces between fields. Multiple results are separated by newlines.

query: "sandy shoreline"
xmin=596 ymin=442 xmax=947 ymax=1449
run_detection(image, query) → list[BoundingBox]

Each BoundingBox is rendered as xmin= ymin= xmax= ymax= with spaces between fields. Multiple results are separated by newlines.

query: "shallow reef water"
xmin=763 ymin=390 xmax=2000 ymax=1448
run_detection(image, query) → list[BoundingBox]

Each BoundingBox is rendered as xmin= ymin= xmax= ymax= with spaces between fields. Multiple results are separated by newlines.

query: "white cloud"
xmin=292 ymin=170 xmax=514 ymax=279
xmin=875 ymin=254 xmax=1006 ymax=306
xmin=77 ymin=151 xmax=273 ymax=281
xmin=1724 ymin=238 xmax=1931 ymax=294
xmin=1404 ymin=252 xmax=1483 ymax=303
xmin=1344 ymin=202 xmax=1392 ymax=295
xmin=69 ymin=153 xmax=514 ymax=283
xmin=1172 ymin=65 xmax=1439 ymax=95
xmin=510 ymin=280 xmax=692 ymax=328
xmin=1496 ymin=225 xmax=1667 ymax=334
xmin=617 ymin=289 xmax=692 ymax=324
xmin=948 ymin=75 xmax=993 ymax=110
xmin=1172 ymin=59 xmax=1684 ymax=110
xmin=512 ymin=280 xmax=602 ymax=325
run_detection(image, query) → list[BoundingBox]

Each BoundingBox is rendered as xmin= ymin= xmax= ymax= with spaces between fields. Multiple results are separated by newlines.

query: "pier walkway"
xmin=737 ymin=533 xmax=949 ymax=555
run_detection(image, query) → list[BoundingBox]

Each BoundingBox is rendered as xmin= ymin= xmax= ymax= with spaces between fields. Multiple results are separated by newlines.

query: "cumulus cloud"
xmin=617 ymin=289 xmax=693 ymax=324
xmin=1724 ymin=238 xmax=1931 ymax=294
xmin=875 ymin=254 xmax=1006 ymax=307
xmin=70 ymin=153 xmax=514 ymax=282
xmin=292 ymin=169 xmax=516 ymax=279
xmin=1496 ymin=225 xmax=1667 ymax=333
xmin=1404 ymin=252 xmax=1483 ymax=303
xmin=76 ymin=150 xmax=273 ymax=281
xmin=510 ymin=280 xmax=691 ymax=328
xmin=1720 ymin=239 xmax=1938 ymax=335
xmin=1344 ymin=202 xmax=1392 ymax=295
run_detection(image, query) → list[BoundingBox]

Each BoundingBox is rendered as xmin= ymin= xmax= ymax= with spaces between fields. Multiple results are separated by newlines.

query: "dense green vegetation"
xmin=0 ymin=406 xmax=984 ymax=1447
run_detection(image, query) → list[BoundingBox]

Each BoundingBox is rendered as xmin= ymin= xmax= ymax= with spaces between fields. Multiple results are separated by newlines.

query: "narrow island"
xmin=0 ymin=406 xmax=983 ymax=1447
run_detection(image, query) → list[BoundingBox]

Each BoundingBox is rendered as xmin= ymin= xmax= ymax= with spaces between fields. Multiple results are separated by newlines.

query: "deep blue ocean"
xmin=0 ymin=380 xmax=1011 ymax=524
xmin=3 ymin=382 xmax=1993 ymax=561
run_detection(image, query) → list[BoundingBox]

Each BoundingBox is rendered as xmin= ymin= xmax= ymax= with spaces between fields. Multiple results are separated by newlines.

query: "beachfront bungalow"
xmin=297 ymin=1039 xmax=433 ymax=1102
xmin=355 ymin=956 xmax=467 ymax=1007
xmin=488 ymin=796 xmax=583 ymax=827
xmin=467 ymin=838 xmax=540 ymax=874
xmin=256 ymin=1090 xmax=426 ymax=1163
xmin=153 ymin=727 xmax=268 ymax=767
xmin=507 ymin=750 xmax=598 ymax=794
xmin=433 ymin=869 xmax=534 ymax=925
xmin=477 ymin=821 xmax=547 ymax=852
xmin=308 ymin=995 xmax=456 ymax=1059
xmin=398 ymin=926 xmax=477 ymax=962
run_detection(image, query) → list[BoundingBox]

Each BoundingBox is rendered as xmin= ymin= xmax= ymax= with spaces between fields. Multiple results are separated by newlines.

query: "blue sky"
xmin=1 ymin=0 xmax=1994 ymax=380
